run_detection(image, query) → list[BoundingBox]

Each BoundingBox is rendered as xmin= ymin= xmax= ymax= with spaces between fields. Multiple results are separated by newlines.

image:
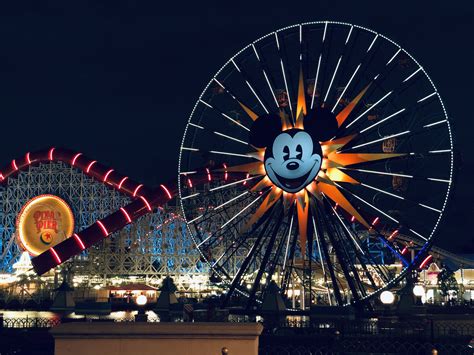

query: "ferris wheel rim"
xmin=177 ymin=21 xmax=455 ymax=307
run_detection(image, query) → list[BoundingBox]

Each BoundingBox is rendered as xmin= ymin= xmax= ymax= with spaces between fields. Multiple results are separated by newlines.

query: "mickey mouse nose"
xmin=287 ymin=162 xmax=299 ymax=170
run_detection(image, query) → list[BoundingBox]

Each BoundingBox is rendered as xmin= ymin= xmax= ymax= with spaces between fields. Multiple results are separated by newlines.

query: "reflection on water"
xmin=0 ymin=310 xmax=160 ymax=322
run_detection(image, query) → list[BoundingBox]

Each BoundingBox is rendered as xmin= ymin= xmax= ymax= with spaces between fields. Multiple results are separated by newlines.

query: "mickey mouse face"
xmin=250 ymin=107 xmax=338 ymax=194
xmin=264 ymin=130 xmax=322 ymax=193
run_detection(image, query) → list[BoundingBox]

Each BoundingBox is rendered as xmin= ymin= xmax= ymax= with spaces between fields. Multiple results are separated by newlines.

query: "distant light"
xmin=136 ymin=294 xmax=147 ymax=306
xmin=413 ymin=285 xmax=425 ymax=297
xmin=380 ymin=290 xmax=395 ymax=304
xmin=93 ymin=285 xmax=101 ymax=290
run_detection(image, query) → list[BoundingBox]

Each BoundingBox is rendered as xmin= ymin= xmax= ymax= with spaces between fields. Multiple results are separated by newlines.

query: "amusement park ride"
xmin=0 ymin=22 xmax=456 ymax=310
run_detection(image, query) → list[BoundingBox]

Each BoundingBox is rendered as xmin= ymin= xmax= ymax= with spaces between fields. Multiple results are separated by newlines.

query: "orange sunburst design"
xmin=214 ymin=70 xmax=407 ymax=255
xmin=336 ymin=83 xmax=371 ymax=127
xmin=242 ymin=188 xmax=282 ymax=232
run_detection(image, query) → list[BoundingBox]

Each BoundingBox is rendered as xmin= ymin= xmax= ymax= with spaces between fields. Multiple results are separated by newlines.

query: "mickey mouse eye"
xmin=296 ymin=144 xmax=303 ymax=160
xmin=283 ymin=146 xmax=290 ymax=161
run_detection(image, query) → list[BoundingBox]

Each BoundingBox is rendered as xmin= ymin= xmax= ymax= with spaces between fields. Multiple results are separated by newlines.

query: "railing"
xmin=2 ymin=316 xmax=61 ymax=328
xmin=266 ymin=318 xmax=474 ymax=339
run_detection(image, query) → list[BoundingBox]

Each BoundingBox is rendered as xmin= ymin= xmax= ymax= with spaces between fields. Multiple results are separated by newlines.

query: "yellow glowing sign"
xmin=16 ymin=195 xmax=74 ymax=256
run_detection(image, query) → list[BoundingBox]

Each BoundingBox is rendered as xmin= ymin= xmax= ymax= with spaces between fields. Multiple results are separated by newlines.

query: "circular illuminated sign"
xmin=16 ymin=195 xmax=74 ymax=256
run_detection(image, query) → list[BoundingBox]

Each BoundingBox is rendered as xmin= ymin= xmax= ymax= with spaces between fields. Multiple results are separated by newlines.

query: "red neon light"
xmin=133 ymin=184 xmax=143 ymax=197
xmin=118 ymin=177 xmax=128 ymax=189
xmin=86 ymin=161 xmax=97 ymax=173
xmin=401 ymin=246 xmax=408 ymax=255
xmin=160 ymin=184 xmax=172 ymax=199
xmin=0 ymin=173 xmax=4 ymax=182
xmin=243 ymin=173 xmax=250 ymax=185
xmin=48 ymin=147 xmax=55 ymax=161
xmin=187 ymin=178 xmax=193 ymax=188
xmin=388 ymin=229 xmax=399 ymax=240
xmin=50 ymin=247 xmax=62 ymax=264
xmin=96 ymin=221 xmax=109 ymax=237
xmin=372 ymin=217 xmax=379 ymax=225
xmin=103 ymin=169 xmax=114 ymax=182
xmin=223 ymin=163 xmax=228 ymax=181
xmin=12 ymin=160 xmax=18 ymax=171
xmin=25 ymin=152 xmax=31 ymax=164
xmin=419 ymin=255 xmax=433 ymax=269
xmin=120 ymin=207 xmax=132 ymax=223
xmin=73 ymin=233 xmax=86 ymax=250
xmin=71 ymin=153 xmax=82 ymax=166
xmin=139 ymin=196 xmax=152 ymax=211
xmin=206 ymin=168 xmax=211 ymax=182
xmin=334 ymin=203 xmax=338 ymax=210
xmin=351 ymin=216 xmax=355 ymax=223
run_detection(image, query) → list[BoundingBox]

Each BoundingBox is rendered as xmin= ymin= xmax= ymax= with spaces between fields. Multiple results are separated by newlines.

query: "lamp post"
xmin=135 ymin=294 xmax=148 ymax=322
xmin=413 ymin=285 xmax=425 ymax=305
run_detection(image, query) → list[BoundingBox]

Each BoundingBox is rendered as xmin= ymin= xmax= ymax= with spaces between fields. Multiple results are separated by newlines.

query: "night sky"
xmin=0 ymin=1 xmax=472 ymax=252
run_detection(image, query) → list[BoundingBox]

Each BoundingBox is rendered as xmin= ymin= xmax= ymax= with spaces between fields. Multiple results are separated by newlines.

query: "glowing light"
xmin=187 ymin=178 xmax=193 ymax=188
xmin=50 ymin=247 xmax=61 ymax=264
xmin=351 ymin=131 xmax=410 ymax=150
xmin=206 ymin=168 xmax=211 ymax=182
xmin=12 ymin=160 xmax=18 ymax=171
xmin=243 ymin=173 xmax=250 ymax=185
xmin=347 ymin=91 xmax=393 ymax=128
xmin=160 ymin=184 xmax=172 ymax=199
xmin=372 ymin=217 xmax=379 ymax=225
xmin=380 ymin=290 xmax=395 ymax=304
xmin=388 ymin=230 xmax=399 ymax=240
xmin=331 ymin=63 xmax=361 ymax=112
xmin=0 ymin=173 xmax=4 ymax=182
xmin=86 ymin=161 xmax=97 ymax=173
xmin=133 ymin=184 xmax=143 ymax=197
xmin=401 ymin=246 xmax=408 ymax=255
xmin=419 ymin=255 xmax=433 ymax=269
xmin=220 ymin=194 xmax=263 ymax=229
xmin=103 ymin=169 xmax=114 ymax=182
xmin=386 ymin=48 xmax=401 ymax=66
xmin=25 ymin=152 xmax=31 ymax=164
xmin=136 ymin=294 xmax=147 ymax=306
xmin=139 ymin=196 xmax=152 ymax=211
xmin=403 ymin=67 xmax=421 ymax=83
xmin=213 ymin=131 xmax=248 ymax=145
xmin=48 ymin=147 xmax=55 ymax=161
xmin=359 ymin=108 xmax=406 ymax=134
xmin=417 ymin=92 xmax=436 ymax=103
xmin=413 ymin=284 xmax=425 ymax=297
xmin=366 ymin=34 xmax=378 ymax=52
xmin=96 ymin=221 xmax=109 ymax=237
xmin=209 ymin=150 xmax=253 ymax=159
xmin=323 ymin=55 xmax=342 ymax=103
xmin=118 ymin=177 xmax=128 ymax=189
xmin=71 ymin=153 xmax=82 ymax=166
xmin=73 ymin=233 xmax=86 ymax=250
xmin=351 ymin=216 xmax=355 ymax=223
xmin=120 ymin=207 xmax=132 ymax=223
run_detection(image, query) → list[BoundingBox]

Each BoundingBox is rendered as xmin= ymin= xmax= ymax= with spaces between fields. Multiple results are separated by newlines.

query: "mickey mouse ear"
xmin=303 ymin=107 xmax=338 ymax=142
xmin=249 ymin=113 xmax=282 ymax=148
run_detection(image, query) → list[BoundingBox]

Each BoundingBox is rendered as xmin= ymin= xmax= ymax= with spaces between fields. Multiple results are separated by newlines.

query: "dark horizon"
xmin=0 ymin=1 xmax=472 ymax=253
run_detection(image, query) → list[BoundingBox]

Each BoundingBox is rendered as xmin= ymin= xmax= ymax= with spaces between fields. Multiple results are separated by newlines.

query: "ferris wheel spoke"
xmin=274 ymin=32 xmax=295 ymax=120
xmin=339 ymin=167 xmax=452 ymax=185
xmin=231 ymin=58 xmax=270 ymax=114
xmin=334 ymin=182 xmax=399 ymax=224
xmin=247 ymin=208 xmax=285 ymax=308
xmin=311 ymin=216 xmax=333 ymax=305
xmin=222 ymin=206 xmax=277 ymax=306
xmin=212 ymin=78 xmax=259 ymax=121
xmin=198 ymin=99 xmax=250 ymax=131
xmin=251 ymin=44 xmax=279 ymax=109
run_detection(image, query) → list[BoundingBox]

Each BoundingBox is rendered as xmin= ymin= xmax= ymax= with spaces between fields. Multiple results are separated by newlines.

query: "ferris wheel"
xmin=178 ymin=21 xmax=454 ymax=308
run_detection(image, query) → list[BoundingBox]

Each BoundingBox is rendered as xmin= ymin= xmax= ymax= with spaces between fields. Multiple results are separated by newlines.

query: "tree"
xmin=437 ymin=265 xmax=459 ymax=301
